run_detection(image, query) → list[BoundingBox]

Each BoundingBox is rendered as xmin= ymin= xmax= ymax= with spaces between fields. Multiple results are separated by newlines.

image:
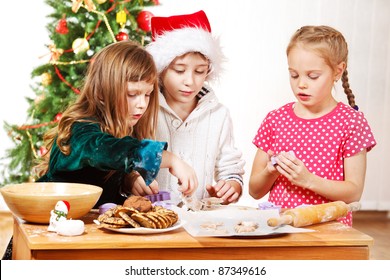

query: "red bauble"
xmin=38 ymin=146 xmax=48 ymax=157
xmin=54 ymin=112 xmax=63 ymax=122
xmin=55 ymin=18 xmax=69 ymax=35
xmin=115 ymin=31 xmax=129 ymax=41
xmin=136 ymin=10 xmax=154 ymax=32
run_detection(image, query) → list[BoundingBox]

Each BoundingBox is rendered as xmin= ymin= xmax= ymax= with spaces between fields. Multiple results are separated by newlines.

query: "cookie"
xmin=118 ymin=211 xmax=141 ymax=228
xmin=123 ymin=196 xmax=152 ymax=212
xmin=131 ymin=213 xmax=156 ymax=229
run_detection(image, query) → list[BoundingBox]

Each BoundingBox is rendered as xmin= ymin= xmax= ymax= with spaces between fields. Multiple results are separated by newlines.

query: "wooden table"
xmin=12 ymin=211 xmax=373 ymax=260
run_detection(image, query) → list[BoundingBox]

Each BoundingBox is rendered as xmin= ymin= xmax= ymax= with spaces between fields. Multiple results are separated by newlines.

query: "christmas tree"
xmin=1 ymin=0 xmax=158 ymax=185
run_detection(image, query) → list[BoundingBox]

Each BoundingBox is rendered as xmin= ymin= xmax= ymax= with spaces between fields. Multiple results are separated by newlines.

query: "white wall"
xmin=1 ymin=0 xmax=389 ymax=210
xmin=0 ymin=1 xmax=51 ymax=166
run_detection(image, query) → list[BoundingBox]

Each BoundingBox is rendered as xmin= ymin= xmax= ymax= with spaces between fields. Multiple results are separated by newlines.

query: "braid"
xmin=341 ymin=70 xmax=358 ymax=110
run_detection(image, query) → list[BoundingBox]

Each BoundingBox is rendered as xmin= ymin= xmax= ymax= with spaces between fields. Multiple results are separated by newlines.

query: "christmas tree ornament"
xmin=38 ymin=146 xmax=48 ymax=157
xmin=116 ymin=30 xmax=129 ymax=41
xmin=115 ymin=9 xmax=128 ymax=41
xmin=96 ymin=0 xmax=108 ymax=4
xmin=55 ymin=17 xmax=69 ymax=34
xmin=41 ymin=72 xmax=52 ymax=86
xmin=72 ymin=37 xmax=90 ymax=54
xmin=49 ymin=44 xmax=64 ymax=62
xmin=83 ymin=0 xmax=96 ymax=11
xmin=71 ymin=0 xmax=82 ymax=13
xmin=54 ymin=112 xmax=63 ymax=122
xmin=137 ymin=10 xmax=154 ymax=32
xmin=72 ymin=0 xmax=96 ymax=13
xmin=116 ymin=9 xmax=127 ymax=29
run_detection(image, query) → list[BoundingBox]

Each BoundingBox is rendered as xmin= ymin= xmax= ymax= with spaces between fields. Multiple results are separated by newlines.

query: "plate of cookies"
xmin=95 ymin=196 xmax=183 ymax=234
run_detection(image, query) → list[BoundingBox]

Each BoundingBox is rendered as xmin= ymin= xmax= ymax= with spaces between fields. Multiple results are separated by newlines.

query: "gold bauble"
xmin=41 ymin=72 xmax=52 ymax=86
xmin=96 ymin=0 xmax=108 ymax=4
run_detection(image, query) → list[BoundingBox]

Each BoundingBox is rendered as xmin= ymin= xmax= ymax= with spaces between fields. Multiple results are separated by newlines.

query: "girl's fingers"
xmin=227 ymin=192 xmax=239 ymax=203
xmin=148 ymin=180 xmax=159 ymax=194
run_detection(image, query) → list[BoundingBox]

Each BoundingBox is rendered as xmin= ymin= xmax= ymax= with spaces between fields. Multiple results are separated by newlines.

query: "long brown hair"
xmin=287 ymin=25 xmax=357 ymax=109
xmin=35 ymin=40 xmax=159 ymax=176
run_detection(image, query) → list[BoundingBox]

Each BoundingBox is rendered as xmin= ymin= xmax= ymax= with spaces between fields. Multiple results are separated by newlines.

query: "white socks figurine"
xmin=48 ymin=200 xmax=85 ymax=236
xmin=48 ymin=200 xmax=70 ymax=232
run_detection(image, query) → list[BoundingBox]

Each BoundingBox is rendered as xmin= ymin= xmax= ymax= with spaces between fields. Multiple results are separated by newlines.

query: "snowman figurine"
xmin=48 ymin=200 xmax=70 ymax=232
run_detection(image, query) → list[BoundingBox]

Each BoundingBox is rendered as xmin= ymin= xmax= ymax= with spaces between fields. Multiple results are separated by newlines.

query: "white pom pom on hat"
xmin=146 ymin=10 xmax=224 ymax=81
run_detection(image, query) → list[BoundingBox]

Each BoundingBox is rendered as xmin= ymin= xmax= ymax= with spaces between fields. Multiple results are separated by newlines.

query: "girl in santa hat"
xmin=145 ymin=10 xmax=245 ymax=205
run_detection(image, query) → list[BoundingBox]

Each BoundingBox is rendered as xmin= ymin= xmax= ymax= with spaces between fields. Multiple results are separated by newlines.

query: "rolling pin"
xmin=267 ymin=201 xmax=361 ymax=227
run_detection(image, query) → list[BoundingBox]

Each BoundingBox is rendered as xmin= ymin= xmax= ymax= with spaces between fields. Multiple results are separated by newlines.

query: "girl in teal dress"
xmin=35 ymin=40 xmax=198 ymax=207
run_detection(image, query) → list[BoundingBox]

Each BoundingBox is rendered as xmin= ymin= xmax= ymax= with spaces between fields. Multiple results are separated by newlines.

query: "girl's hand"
xmin=266 ymin=150 xmax=279 ymax=174
xmin=249 ymin=149 xmax=281 ymax=200
xmin=125 ymin=172 xmax=159 ymax=196
xmin=273 ymin=152 xmax=313 ymax=188
xmin=161 ymin=150 xmax=198 ymax=195
xmin=206 ymin=180 xmax=241 ymax=204
xmin=169 ymin=158 xmax=198 ymax=196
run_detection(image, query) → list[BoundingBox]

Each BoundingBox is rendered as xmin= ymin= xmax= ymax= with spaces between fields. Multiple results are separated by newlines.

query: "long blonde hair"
xmin=287 ymin=25 xmax=357 ymax=109
xmin=35 ymin=40 xmax=159 ymax=176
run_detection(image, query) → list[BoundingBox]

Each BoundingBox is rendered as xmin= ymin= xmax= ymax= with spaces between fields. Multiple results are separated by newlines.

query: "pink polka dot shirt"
xmin=252 ymin=102 xmax=376 ymax=226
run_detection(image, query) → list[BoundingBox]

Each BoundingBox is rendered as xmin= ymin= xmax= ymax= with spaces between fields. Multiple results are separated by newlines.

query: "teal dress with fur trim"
xmin=37 ymin=122 xmax=167 ymax=207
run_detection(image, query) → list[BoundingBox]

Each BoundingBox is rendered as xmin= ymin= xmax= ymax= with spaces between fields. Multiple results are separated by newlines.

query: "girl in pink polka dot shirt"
xmin=249 ymin=26 xmax=376 ymax=226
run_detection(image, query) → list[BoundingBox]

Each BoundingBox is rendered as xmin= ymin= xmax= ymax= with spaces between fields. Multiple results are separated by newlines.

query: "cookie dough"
xmin=234 ymin=221 xmax=258 ymax=233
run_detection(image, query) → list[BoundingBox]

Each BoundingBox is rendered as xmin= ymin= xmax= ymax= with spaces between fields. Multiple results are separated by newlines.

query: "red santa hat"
xmin=146 ymin=10 xmax=224 ymax=81
xmin=57 ymin=200 xmax=70 ymax=212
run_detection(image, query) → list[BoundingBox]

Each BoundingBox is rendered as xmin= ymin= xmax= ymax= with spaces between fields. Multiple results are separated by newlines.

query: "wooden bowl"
xmin=0 ymin=182 xmax=102 ymax=224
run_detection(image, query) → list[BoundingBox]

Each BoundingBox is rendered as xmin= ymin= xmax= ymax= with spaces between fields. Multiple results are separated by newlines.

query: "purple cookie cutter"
xmin=144 ymin=191 xmax=171 ymax=203
xmin=98 ymin=203 xmax=117 ymax=214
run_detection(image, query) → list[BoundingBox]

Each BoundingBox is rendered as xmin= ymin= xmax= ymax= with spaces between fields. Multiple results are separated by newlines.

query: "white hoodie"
xmin=155 ymin=85 xmax=245 ymax=204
